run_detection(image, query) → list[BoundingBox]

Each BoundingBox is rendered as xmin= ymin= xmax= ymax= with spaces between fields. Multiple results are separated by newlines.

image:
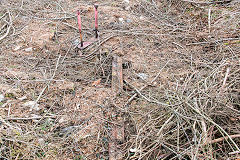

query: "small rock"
xmin=24 ymin=47 xmax=33 ymax=52
xmin=32 ymin=106 xmax=40 ymax=111
xmin=58 ymin=81 xmax=74 ymax=90
xmin=119 ymin=18 xmax=124 ymax=23
xmin=130 ymin=148 xmax=138 ymax=153
xmin=137 ymin=73 xmax=148 ymax=80
xmin=23 ymin=101 xmax=40 ymax=111
xmin=23 ymin=101 xmax=35 ymax=107
xmin=18 ymin=96 xmax=27 ymax=101
xmin=58 ymin=116 xmax=67 ymax=123
xmin=0 ymin=100 xmax=11 ymax=108
xmin=125 ymin=6 xmax=130 ymax=10
xmin=140 ymin=16 xmax=144 ymax=20
xmin=38 ymin=138 xmax=45 ymax=146
xmin=60 ymin=126 xmax=76 ymax=136
xmin=48 ymin=143 xmax=57 ymax=148
xmin=0 ymin=94 xmax=4 ymax=102
xmin=126 ymin=19 xmax=132 ymax=23
xmin=13 ymin=45 xmax=21 ymax=51
xmin=31 ymin=114 xmax=41 ymax=119
xmin=73 ymin=39 xmax=79 ymax=47
xmin=123 ymin=0 xmax=130 ymax=10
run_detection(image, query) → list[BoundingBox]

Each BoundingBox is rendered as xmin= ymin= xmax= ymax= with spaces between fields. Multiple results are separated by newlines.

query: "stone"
xmin=137 ymin=73 xmax=148 ymax=80
xmin=13 ymin=45 xmax=21 ymax=51
xmin=23 ymin=101 xmax=40 ymax=111
xmin=140 ymin=16 xmax=144 ymax=20
xmin=18 ymin=96 xmax=27 ymax=101
xmin=24 ymin=47 xmax=33 ymax=52
xmin=119 ymin=18 xmax=124 ymax=23
xmin=125 ymin=6 xmax=130 ymax=10
xmin=38 ymin=138 xmax=45 ymax=146
xmin=126 ymin=19 xmax=132 ymax=23
xmin=58 ymin=116 xmax=67 ymax=123
xmin=0 ymin=94 xmax=4 ymax=102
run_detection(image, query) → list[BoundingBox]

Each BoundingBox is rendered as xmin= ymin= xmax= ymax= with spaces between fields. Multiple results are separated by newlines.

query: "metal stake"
xmin=77 ymin=10 xmax=83 ymax=47
xmin=94 ymin=5 xmax=99 ymax=38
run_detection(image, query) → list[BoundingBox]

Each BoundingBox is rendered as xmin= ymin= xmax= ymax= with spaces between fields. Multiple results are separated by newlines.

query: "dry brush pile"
xmin=0 ymin=0 xmax=240 ymax=159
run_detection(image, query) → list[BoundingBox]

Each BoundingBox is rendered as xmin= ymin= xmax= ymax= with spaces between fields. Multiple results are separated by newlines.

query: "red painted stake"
xmin=77 ymin=10 xmax=83 ymax=47
xmin=94 ymin=5 xmax=98 ymax=38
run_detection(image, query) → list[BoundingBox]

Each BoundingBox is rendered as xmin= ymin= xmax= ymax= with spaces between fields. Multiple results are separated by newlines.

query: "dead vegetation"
xmin=0 ymin=0 xmax=240 ymax=159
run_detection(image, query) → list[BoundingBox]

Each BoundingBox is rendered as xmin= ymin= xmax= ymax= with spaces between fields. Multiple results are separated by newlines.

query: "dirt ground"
xmin=0 ymin=0 xmax=240 ymax=159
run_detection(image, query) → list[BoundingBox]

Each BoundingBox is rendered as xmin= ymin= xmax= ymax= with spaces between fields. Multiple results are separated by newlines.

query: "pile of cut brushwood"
xmin=0 ymin=0 xmax=239 ymax=159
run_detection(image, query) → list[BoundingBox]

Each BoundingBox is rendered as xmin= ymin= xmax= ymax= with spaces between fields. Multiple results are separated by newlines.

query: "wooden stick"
xmin=204 ymin=134 xmax=240 ymax=145
xmin=219 ymin=67 xmax=230 ymax=95
xmin=222 ymin=67 xmax=230 ymax=89
xmin=0 ymin=10 xmax=12 ymax=41
xmin=208 ymin=8 xmax=211 ymax=34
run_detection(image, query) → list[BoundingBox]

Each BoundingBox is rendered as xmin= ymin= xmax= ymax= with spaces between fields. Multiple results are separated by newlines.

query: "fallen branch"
xmin=221 ymin=67 xmax=230 ymax=89
xmin=205 ymin=134 xmax=240 ymax=145
xmin=5 ymin=115 xmax=58 ymax=121
xmin=181 ymin=0 xmax=232 ymax=5
xmin=185 ymin=102 xmax=240 ymax=152
xmin=181 ymin=0 xmax=213 ymax=4
xmin=31 ymin=15 xmax=75 ymax=20
xmin=186 ymin=38 xmax=240 ymax=46
xmin=0 ymin=10 xmax=12 ymax=41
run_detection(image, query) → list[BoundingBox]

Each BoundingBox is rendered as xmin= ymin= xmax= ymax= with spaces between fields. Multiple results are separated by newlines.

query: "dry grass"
xmin=0 ymin=0 xmax=239 ymax=159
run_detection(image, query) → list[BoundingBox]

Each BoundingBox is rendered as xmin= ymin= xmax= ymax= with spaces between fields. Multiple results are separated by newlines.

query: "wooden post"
xmin=109 ymin=55 xmax=124 ymax=160
xmin=111 ymin=56 xmax=123 ymax=96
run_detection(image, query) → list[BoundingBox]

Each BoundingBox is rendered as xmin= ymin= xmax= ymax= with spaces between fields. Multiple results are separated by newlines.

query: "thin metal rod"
xmin=94 ymin=5 xmax=98 ymax=38
xmin=77 ymin=10 xmax=83 ymax=47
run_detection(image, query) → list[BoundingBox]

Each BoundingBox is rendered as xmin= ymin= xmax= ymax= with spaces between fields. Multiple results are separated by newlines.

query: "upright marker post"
xmin=94 ymin=5 xmax=99 ymax=38
xmin=77 ymin=10 xmax=83 ymax=47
